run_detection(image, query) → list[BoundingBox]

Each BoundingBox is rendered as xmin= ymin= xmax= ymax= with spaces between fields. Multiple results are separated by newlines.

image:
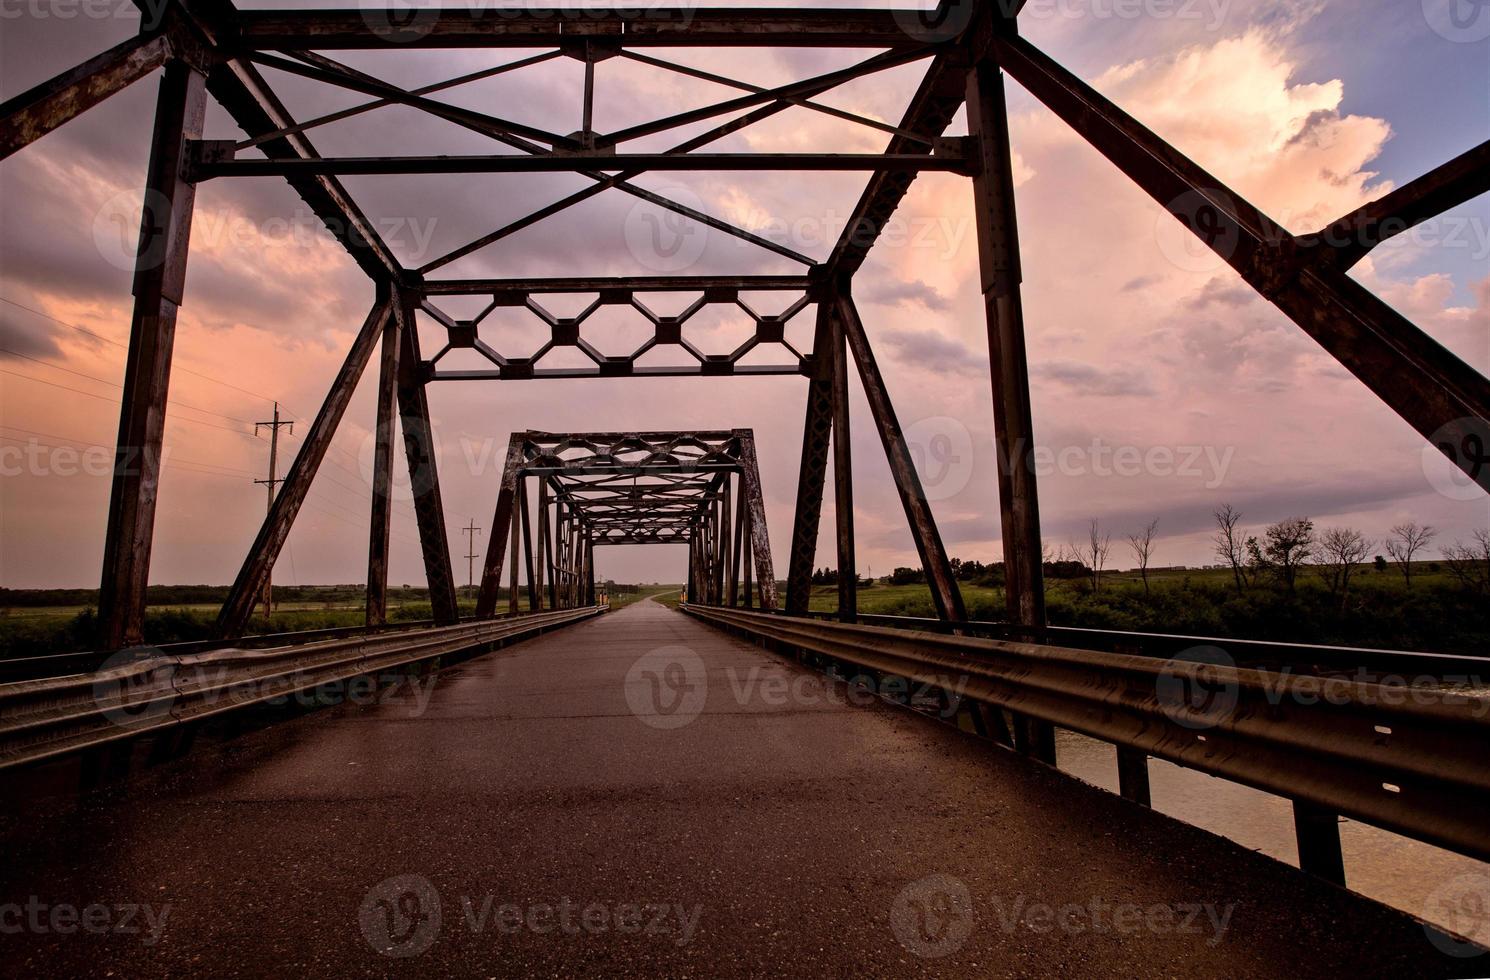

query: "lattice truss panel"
xmin=421 ymin=288 xmax=815 ymax=380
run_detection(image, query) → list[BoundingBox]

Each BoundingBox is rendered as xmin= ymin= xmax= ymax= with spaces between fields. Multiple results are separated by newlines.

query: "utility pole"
xmin=462 ymin=518 xmax=481 ymax=598
xmin=254 ymin=402 xmax=293 ymax=624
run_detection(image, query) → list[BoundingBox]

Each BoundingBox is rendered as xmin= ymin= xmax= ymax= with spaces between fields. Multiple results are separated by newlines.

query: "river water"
xmin=1052 ymin=729 xmax=1490 ymax=955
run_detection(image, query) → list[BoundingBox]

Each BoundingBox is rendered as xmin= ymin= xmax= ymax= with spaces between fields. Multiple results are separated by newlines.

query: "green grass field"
xmin=0 ymin=584 xmax=680 ymax=659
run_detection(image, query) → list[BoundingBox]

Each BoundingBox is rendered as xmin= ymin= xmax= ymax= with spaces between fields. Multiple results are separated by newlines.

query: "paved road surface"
xmin=0 ymin=598 xmax=1465 ymax=976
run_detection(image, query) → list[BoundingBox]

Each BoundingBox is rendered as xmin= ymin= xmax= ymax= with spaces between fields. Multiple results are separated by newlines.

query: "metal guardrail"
xmin=0 ymin=606 xmax=605 ymax=772
xmin=774 ymin=608 xmax=1489 ymax=677
xmin=0 ymin=617 xmax=461 ymax=684
xmin=684 ymin=604 xmax=1490 ymax=866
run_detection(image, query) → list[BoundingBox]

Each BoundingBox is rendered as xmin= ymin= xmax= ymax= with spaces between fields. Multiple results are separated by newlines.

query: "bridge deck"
xmin=0 ymin=599 xmax=1453 ymax=976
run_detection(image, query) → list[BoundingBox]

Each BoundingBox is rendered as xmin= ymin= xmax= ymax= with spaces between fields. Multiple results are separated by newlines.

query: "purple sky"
xmin=1 ymin=1 xmax=1486 ymax=590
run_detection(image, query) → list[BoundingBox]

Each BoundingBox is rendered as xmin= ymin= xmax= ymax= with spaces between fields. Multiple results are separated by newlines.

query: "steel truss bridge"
xmin=1 ymin=0 xmax=1488 ymax=968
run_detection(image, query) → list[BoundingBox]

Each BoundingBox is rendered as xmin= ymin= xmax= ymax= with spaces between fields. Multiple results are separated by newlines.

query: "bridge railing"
xmin=760 ymin=608 xmax=1488 ymax=677
xmin=0 ymin=606 xmax=605 ymax=772
xmin=683 ymin=604 xmax=1490 ymax=877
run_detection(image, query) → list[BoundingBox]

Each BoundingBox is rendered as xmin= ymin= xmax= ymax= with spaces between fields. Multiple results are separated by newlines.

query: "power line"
xmin=0 ymin=368 xmax=256 ymax=437
xmin=0 ymin=344 xmax=256 ymax=424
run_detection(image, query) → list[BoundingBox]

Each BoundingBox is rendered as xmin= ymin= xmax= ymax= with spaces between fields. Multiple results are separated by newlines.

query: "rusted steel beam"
xmin=826 ymin=56 xmax=969 ymax=277
xmin=966 ymin=55 xmax=1046 ymax=636
xmin=0 ymin=29 xmax=173 ymax=160
xmin=785 ymin=305 xmax=836 ymax=614
xmin=508 ymin=499 xmax=521 ymax=615
xmin=837 ymin=294 xmax=967 ymax=622
xmin=423 ymin=275 xmax=810 ymax=295
xmin=829 ymin=307 xmax=857 ymax=624
xmin=995 ymin=32 xmax=1490 ymax=493
xmin=193 ymin=152 xmax=971 ymax=179
xmin=235 ymin=8 xmax=925 ymax=50
xmin=520 ymin=479 xmax=538 ymax=611
xmin=395 ymin=291 xmax=459 ymax=625
xmin=365 ymin=302 xmax=402 ymax=626
xmin=534 ymin=480 xmax=549 ymax=611
xmin=148 ymin=0 xmax=402 ymax=280
xmin=203 ymin=59 xmax=402 ymax=281
xmin=246 ymin=51 xmax=581 ymax=151
xmin=596 ymin=46 xmax=936 ymax=148
xmin=1305 ymin=138 xmax=1490 ymax=270
xmin=429 ymin=364 xmax=806 ymax=381
xmin=97 ymin=61 xmax=207 ymax=651
xmin=729 ymin=478 xmax=746 ymax=607
xmin=735 ymin=430 xmax=778 ymax=610
xmin=476 ymin=436 xmax=526 ymax=617
xmin=217 ymin=293 xmax=393 ymax=638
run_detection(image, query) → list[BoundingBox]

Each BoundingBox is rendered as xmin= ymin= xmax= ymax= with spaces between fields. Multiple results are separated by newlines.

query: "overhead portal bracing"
xmin=472 ymin=431 xmax=777 ymax=615
xmin=3 ymin=0 xmax=1483 ymax=650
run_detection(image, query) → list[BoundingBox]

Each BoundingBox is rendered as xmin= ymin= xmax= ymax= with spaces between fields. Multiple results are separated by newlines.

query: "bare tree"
xmin=1443 ymin=528 xmax=1490 ymax=596
xmin=1315 ymin=526 xmax=1373 ymax=611
xmin=1385 ymin=522 xmax=1436 ymax=588
xmin=1075 ymin=519 xmax=1112 ymax=594
xmin=1212 ymin=504 xmax=1248 ymax=594
xmin=1260 ymin=517 xmax=1315 ymax=595
xmin=1127 ymin=518 xmax=1159 ymax=595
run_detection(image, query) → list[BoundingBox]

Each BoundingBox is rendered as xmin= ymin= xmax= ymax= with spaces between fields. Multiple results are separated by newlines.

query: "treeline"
xmin=0 ymin=584 xmax=439 ymax=608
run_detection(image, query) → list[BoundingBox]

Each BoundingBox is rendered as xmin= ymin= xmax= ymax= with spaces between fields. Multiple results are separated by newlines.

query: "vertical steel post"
xmin=97 ymin=60 xmax=207 ymax=650
xmin=394 ymin=288 xmax=459 ymax=624
xmin=829 ymin=305 xmax=857 ymax=623
xmin=1293 ymin=800 xmax=1346 ymax=885
xmin=967 ymin=45 xmax=1047 ymax=638
xmin=366 ymin=295 xmax=401 ymax=625
xmin=785 ymin=302 xmax=835 ymax=614
xmin=520 ymin=478 xmax=537 ymax=610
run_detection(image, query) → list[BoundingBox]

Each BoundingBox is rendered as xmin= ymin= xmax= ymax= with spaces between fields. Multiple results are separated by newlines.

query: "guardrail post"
xmin=1293 ymin=800 xmax=1346 ymax=885
xmin=1012 ymin=713 xmax=1056 ymax=765
xmin=1116 ymin=747 xmax=1151 ymax=806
